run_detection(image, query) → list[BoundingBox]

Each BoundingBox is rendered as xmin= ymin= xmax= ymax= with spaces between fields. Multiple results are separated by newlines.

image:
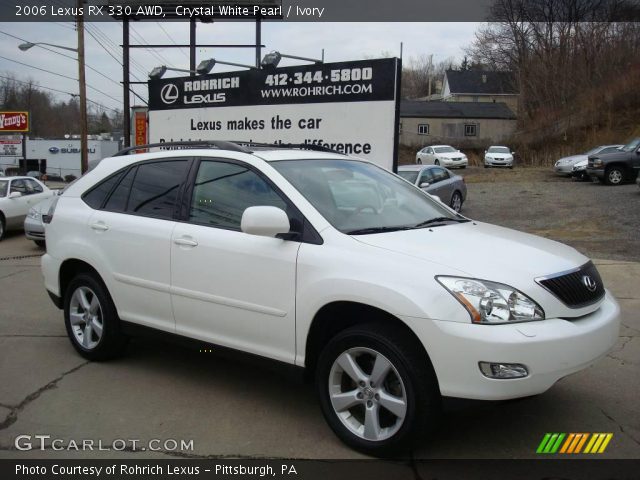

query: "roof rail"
xmin=113 ymin=140 xmax=347 ymax=157
xmin=113 ymin=140 xmax=253 ymax=156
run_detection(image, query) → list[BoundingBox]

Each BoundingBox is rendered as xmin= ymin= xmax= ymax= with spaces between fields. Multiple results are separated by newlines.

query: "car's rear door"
xmin=170 ymin=158 xmax=300 ymax=363
xmin=86 ymin=158 xmax=191 ymax=333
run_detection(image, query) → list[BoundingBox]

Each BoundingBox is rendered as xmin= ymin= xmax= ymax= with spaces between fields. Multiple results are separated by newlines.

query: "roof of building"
xmin=400 ymin=100 xmax=516 ymax=120
xmin=445 ymin=70 xmax=518 ymax=95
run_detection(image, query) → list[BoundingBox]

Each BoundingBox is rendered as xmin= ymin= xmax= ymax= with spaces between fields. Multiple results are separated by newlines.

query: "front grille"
xmin=536 ymin=261 xmax=605 ymax=308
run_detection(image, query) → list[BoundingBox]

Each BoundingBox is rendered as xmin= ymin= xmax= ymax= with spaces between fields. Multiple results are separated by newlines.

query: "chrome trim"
xmin=534 ymin=262 xmax=604 ymax=309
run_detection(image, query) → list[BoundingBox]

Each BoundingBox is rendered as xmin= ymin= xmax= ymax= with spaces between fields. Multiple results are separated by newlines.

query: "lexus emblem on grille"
xmin=160 ymin=83 xmax=179 ymax=104
xmin=582 ymin=275 xmax=597 ymax=292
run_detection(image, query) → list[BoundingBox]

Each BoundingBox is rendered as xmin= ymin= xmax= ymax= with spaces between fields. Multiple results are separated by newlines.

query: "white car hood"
xmin=353 ymin=221 xmax=588 ymax=287
xmin=436 ymin=152 xmax=465 ymax=159
xmin=558 ymin=154 xmax=586 ymax=164
xmin=486 ymin=153 xmax=512 ymax=159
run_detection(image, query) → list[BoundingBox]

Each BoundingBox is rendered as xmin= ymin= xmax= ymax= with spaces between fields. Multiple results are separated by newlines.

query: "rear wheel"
xmin=34 ymin=240 xmax=45 ymax=248
xmin=605 ymin=166 xmax=625 ymax=185
xmin=64 ymin=273 xmax=127 ymax=361
xmin=450 ymin=191 xmax=463 ymax=212
xmin=316 ymin=323 xmax=440 ymax=455
xmin=416 ymin=158 xmax=422 ymax=165
xmin=0 ymin=215 xmax=5 ymax=241
xmin=434 ymin=160 xmax=440 ymax=166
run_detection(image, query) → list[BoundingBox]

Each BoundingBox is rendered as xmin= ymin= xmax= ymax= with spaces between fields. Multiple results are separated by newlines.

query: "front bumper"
xmin=24 ymin=216 xmax=45 ymax=241
xmin=442 ymin=158 xmax=468 ymax=168
xmin=485 ymin=158 xmax=513 ymax=167
xmin=554 ymin=164 xmax=573 ymax=175
xmin=402 ymin=292 xmax=620 ymax=400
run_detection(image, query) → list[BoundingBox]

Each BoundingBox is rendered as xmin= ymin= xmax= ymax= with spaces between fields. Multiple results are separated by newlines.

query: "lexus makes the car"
xmin=484 ymin=146 xmax=514 ymax=168
xmin=41 ymin=142 xmax=620 ymax=455
xmin=415 ymin=145 xmax=468 ymax=168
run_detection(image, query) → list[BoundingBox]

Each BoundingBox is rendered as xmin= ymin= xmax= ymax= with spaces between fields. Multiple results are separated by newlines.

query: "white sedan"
xmin=416 ymin=145 xmax=468 ymax=168
xmin=0 ymin=176 xmax=55 ymax=241
xmin=484 ymin=146 xmax=515 ymax=168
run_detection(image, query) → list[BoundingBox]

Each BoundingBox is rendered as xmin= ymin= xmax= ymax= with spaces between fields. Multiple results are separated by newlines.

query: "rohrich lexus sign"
xmin=148 ymin=58 xmax=401 ymax=170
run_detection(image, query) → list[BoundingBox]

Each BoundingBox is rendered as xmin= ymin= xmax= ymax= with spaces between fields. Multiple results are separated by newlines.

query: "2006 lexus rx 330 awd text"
xmin=41 ymin=143 xmax=620 ymax=455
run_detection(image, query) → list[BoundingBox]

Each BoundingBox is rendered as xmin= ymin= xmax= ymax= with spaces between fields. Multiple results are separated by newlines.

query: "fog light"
xmin=479 ymin=362 xmax=528 ymax=379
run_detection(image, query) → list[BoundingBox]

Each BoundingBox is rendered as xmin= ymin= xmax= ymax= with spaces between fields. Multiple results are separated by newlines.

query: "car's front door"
xmin=170 ymin=159 xmax=300 ymax=363
xmin=4 ymin=179 xmax=32 ymax=227
xmin=426 ymin=167 xmax=452 ymax=201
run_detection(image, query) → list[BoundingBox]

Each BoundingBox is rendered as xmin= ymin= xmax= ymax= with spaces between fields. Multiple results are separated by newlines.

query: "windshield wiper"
xmin=413 ymin=217 xmax=469 ymax=228
xmin=345 ymin=226 xmax=414 ymax=235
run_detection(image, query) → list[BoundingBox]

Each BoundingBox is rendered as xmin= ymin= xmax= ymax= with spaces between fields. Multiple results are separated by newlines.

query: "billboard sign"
xmin=0 ymin=111 xmax=29 ymax=132
xmin=0 ymin=135 xmax=22 ymax=157
xmin=148 ymin=58 xmax=401 ymax=170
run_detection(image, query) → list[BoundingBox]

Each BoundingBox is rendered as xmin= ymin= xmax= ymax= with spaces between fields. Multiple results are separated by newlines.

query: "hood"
xmin=589 ymin=150 xmax=631 ymax=162
xmin=353 ymin=221 xmax=587 ymax=285
xmin=557 ymin=154 xmax=586 ymax=164
xmin=436 ymin=151 xmax=465 ymax=159
xmin=486 ymin=152 xmax=512 ymax=159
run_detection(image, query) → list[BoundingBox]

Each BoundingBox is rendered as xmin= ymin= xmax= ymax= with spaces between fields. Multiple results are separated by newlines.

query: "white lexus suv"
xmin=41 ymin=142 xmax=620 ymax=455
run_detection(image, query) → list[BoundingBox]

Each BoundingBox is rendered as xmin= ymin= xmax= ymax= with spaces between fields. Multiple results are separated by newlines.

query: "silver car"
xmin=554 ymin=145 xmax=623 ymax=176
xmin=24 ymin=196 xmax=55 ymax=248
xmin=398 ymin=165 xmax=467 ymax=212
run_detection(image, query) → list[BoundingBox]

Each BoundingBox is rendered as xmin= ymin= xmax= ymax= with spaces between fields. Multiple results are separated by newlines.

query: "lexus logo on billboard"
xmin=160 ymin=84 xmax=179 ymax=104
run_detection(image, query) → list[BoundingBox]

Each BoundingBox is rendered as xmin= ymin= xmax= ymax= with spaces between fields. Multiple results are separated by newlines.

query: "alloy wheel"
xmin=69 ymin=286 xmax=104 ymax=350
xmin=608 ymin=169 xmax=623 ymax=184
xmin=451 ymin=192 xmax=462 ymax=212
xmin=328 ymin=347 xmax=407 ymax=442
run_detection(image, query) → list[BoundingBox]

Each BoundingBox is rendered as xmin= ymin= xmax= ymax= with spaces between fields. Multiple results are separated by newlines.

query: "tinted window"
xmin=189 ymin=161 xmax=287 ymax=229
xmin=431 ymin=167 xmax=449 ymax=183
xmin=83 ymin=171 xmax=125 ymax=209
xmin=127 ymin=161 xmax=188 ymax=219
xmin=419 ymin=170 xmax=435 ymax=184
xmin=104 ymin=167 xmax=137 ymax=212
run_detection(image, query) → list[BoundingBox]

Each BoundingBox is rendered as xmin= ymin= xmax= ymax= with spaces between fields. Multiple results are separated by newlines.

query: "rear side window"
xmin=104 ymin=168 xmax=137 ymax=212
xmin=83 ymin=171 xmax=125 ymax=209
xmin=26 ymin=179 xmax=43 ymax=193
xmin=127 ymin=160 xmax=188 ymax=219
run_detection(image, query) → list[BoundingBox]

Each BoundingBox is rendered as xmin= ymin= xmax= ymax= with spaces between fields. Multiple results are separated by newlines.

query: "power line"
xmin=0 ymin=74 xmax=120 ymax=113
xmin=130 ymin=25 xmax=172 ymax=66
xmin=156 ymin=22 xmax=190 ymax=61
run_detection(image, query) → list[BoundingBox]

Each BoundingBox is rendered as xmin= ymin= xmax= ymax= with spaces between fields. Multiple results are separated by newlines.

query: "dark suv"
xmin=587 ymin=138 xmax=640 ymax=185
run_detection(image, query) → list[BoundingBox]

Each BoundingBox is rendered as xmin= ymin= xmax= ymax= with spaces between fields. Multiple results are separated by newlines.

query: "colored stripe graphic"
xmin=538 ymin=433 xmax=613 ymax=454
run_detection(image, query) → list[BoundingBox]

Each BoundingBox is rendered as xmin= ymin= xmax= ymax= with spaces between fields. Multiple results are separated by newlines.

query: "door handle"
xmin=90 ymin=222 xmax=109 ymax=231
xmin=174 ymin=237 xmax=198 ymax=247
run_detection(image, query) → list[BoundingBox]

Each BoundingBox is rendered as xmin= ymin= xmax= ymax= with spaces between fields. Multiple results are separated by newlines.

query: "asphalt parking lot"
xmin=0 ymin=168 xmax=638 ymax=460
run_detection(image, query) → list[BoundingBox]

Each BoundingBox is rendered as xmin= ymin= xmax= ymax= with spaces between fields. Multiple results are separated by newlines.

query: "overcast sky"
xmin=0 ymin=21 xmax=480 ymax=112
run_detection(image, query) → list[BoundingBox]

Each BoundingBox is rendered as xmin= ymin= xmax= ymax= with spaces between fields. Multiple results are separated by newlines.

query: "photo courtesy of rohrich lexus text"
xmin=0 ymin=1 xmax=638 ymax=479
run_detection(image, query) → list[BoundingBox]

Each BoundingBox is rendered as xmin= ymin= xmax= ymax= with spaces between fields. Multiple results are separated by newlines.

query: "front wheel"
xmin=416 ymin=158 xmax=422 ymax=165
xmin=450 ymin=191 xmax=463 ymax=212
xmin=605 ymin=166 xmax=625 ymax=185
xmin=316 ymin=323 xmax=440 ymax=455
xmin=64 ymin=273 xmax=127 ymax=361
xmin=0 ymin=216 xmax=5 ymax=241
xmin=34 ymin=240 xmax=45 ymax=248
xmin=434 ymin=160 xmax=440 ymax=166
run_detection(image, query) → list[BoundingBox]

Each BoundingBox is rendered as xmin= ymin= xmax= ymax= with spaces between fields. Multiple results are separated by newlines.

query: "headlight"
xmin=27 ymin=208 xmax=40 ymax=220
xmin=592 ymin=159 xmax=603 ymax=168
xmin=436 ymin=276 xmax=545 ymax=324
xmin=486 ymin=156 xmax=493 ymax=161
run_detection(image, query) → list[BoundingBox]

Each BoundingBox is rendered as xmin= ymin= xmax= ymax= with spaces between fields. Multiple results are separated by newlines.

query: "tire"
xmin=450 ymin=191 xmax=463 ymax=212
xmin=316 ymin=322 xmax=441 ymax=456
xmin=434 ymin=160 xmax=440 ymax=166
xmin=416 ymin=158 xmax=422 ymax=165
xmin=34 ymin=240 xmax=45 ymax=248
xmin=0 ymin=215 xmax=5 ymax=241
xmin=605 ymin=166 xmax=625 ymax=185
xmin=64 ymin=273 xmax=127 ymax=361
xmin=460 ymin=166 xmax=466 ymax=169
xmin=484 ymin=165 xmax=489 ymax=169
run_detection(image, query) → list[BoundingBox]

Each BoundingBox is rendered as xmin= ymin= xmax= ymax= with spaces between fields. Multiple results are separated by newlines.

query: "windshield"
xmin=397 ymin=170 xmax=419 ymax=183
xmin=434 ymin=146 xmax=456 ymax=153
xmin=621 ymin=138 xmax=640 ymax=152
xmin=0 ymin=180 xmax=7 ymax=197
xmin=272 ymin=159 xmax=463 ymax=234
xmin=488 ymin=147 xmax=510 ymax=154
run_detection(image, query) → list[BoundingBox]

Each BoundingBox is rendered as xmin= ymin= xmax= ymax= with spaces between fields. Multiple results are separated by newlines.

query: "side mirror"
xmin=241 ymin=206 xmax=290 ymax=238
xmin=484 ymin=150 xmax=487 ymax=154
xmin=9 ymin=191 xmax=22 ymax=199
xmin=419 ymin=182 xmax=430 ymax=188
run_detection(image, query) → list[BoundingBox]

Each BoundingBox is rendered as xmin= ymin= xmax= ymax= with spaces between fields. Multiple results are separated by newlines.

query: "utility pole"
xmin=77 ymin=0 xmax=88 ymax=173
xmin=427 ymin=54 xmax=433 ymax=98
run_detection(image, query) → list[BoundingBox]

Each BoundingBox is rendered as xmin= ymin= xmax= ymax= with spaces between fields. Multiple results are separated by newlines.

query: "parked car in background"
xmin=555 ymin=145 xmax=623 ymax=176
xmin=416 ymin=145 xmax=468 ymax=168
xmin=0 ymin=176 xmax=55 ymax=240
xmin=484 ymin=146 xmax=514 ymax=168
xmin=26 ymin=170 xmax=44 ymax=180
xmin=24 ymin=196 xmax=55 ymax=248
xmin=587 ymin=138 xmax=640 ymax=185
xmin=398 ymin=165 xmax=467 ymax=212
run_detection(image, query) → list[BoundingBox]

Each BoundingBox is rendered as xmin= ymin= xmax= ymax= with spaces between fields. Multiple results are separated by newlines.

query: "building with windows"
xmin=399 ymin=100 xmax=517 ymax=148
xmin=442 ymin=70 xmax=519 ymax=114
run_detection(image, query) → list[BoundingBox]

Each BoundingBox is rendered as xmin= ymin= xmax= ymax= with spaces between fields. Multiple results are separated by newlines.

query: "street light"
xmin=18 ymin=27 xmax=88 ymax=175
xmin=149 ymin=58 xmax=256 ymax=79
xmin=261 ymin=51 xmax=323 ymax=70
